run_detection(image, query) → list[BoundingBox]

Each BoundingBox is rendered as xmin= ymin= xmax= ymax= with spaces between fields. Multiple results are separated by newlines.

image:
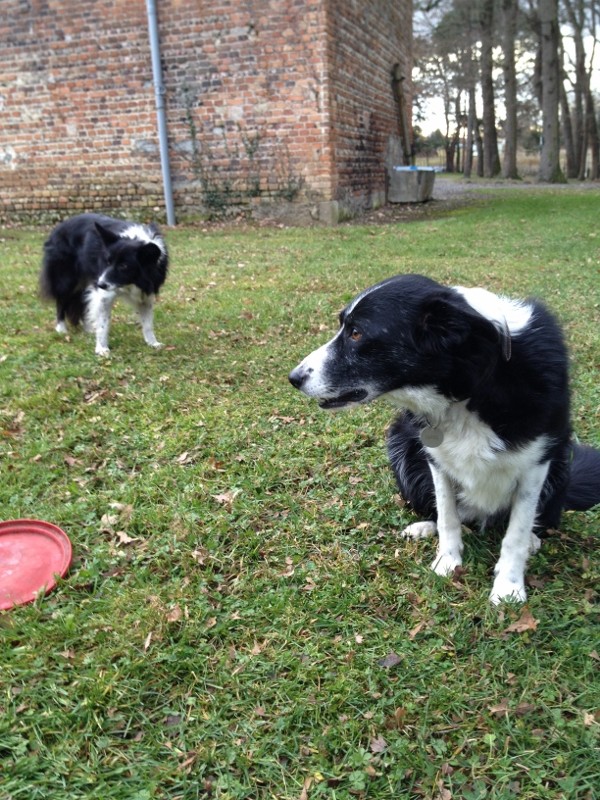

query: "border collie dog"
xmin=40 ymin=213 xmax=168 ymax=356
xmin=289 ymin=274 xmax=600 ymax=604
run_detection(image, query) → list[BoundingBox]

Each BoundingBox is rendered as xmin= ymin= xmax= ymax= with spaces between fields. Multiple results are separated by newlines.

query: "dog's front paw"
xmin=55 ymin=321 xmax=68 ymax=335
xmin=489 ymin=575 xmax=527 ymax=605
xmin=431 ymin=550 xmax=462 ymax=576
xmin=95 ymin=345 xmax=111 ymax=357
xmin=149 ymin=340 xmax=164 ymax=349
xmin=402 ymin=521 xmax=437 ymax=540
xmin=529 ymin=533 xmax=542 ymax=554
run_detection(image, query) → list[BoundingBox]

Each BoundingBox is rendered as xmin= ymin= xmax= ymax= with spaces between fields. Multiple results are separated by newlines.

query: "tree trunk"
xmin=464 ymin=87 xmax=476 ymax=178
xmin=501 ymin=0 xmax=519 ymax=179
xmin=538 ymin=0 xmax=565 ymax=182
xmin=561 ymin=0 xmax=589 ymax=179
xmin=480 ymin=0 xmax=501 ymax=177
xmin=578 ymin=72 xmax=590 ymax=180
xmin=584 ymin=85 xmax=599 ymax=179
xmin=589 ymin=98 xmax=599 ymax=180
xmin=560 ymin=78 xmax=578 ymax=178
xmin=476 ymin=124 xmax=484 ymax=177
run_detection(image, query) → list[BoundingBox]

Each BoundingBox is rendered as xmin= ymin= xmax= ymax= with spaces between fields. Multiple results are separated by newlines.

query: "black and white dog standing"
xmin=289 ymin=274 xmax=600 ymax=604
xmin=40 ymin=213 xmax=168 ymax=356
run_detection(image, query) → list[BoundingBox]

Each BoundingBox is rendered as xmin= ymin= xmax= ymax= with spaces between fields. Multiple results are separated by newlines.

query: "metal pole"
xmin=146 ymin=0 xmax=176 ymax=225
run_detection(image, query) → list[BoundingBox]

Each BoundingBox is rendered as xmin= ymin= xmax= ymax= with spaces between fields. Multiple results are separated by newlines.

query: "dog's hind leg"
xmin=402 ymin=520 xmax=438 ymax=539
xmin=388 ymin=414 xmax=444 ymax=546
xmin=55 ymin=309 xmax=68 ymax=335
xmin=387 ymin=414 xmax=437 ymax=516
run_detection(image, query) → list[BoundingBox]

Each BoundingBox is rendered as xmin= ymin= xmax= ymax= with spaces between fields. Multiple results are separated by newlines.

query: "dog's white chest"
xmin=426 ymin=405 xmax=547 ymax=517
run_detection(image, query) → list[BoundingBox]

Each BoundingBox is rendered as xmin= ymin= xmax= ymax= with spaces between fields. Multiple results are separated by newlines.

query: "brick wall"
xmin=0 ymin=0 xmax=411 ymax=223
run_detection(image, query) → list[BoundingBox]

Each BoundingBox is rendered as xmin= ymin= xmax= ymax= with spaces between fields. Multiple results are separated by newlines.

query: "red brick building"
xmin=1 ymin=0 xmax=412 ymax=224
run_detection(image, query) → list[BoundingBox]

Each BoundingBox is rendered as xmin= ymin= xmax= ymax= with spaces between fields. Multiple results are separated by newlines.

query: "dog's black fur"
xmin=40 ymin=213 xmax=168 ymax=355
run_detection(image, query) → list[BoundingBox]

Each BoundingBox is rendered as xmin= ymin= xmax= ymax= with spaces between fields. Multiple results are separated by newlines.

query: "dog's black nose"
xmin=288 ymin=366 xmax=306 ymax=390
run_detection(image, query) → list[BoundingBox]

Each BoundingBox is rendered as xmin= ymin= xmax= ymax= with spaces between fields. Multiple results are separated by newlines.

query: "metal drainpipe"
xmin=146 ymin=0 xmax=176 ymax=226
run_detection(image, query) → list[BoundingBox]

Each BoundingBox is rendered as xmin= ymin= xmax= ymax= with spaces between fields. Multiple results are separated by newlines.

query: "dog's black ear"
xmin=138 ymin=242 xmax=161 ymax=267
xmin=94 ymin=222 xmax=121 ymax=247
xmin=416 ymin=296 xmax=499 ymax=355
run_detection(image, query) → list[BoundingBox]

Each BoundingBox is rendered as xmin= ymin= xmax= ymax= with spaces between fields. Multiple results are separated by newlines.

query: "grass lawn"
xmin=1 ymin=189 xmax=599 ymax=799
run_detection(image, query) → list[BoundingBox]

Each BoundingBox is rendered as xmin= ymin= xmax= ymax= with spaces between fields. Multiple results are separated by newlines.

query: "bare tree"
xmin=539 ymin=0 xmax=566 ymax=181
xmin=561 ymin=0 xmax=600 ymax=179
xmin=501 ymin=0 xmax=520 ymax=178
xmin=480 ymin=0 xmax=502 ymax=176
xmin=559 ymin=37 xmax=579 ymax=177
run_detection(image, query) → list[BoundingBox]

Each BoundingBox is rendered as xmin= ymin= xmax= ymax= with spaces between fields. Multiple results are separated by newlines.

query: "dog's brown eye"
xmin=350 ymin=327 xmax=362 ymax=341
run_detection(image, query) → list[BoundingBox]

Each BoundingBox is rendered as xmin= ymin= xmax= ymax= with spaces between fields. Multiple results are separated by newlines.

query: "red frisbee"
xmin=0 ymin=520 xmax=72 ymax=610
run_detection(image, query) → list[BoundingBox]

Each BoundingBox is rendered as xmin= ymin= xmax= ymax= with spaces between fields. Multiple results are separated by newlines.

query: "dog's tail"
xmin=564 ymin=443 xmax=600 ymax=511
xmin=40 ymin=243 xmax=87 ymax=327
xmin=39 ymin=255 xmax=54 ymax=301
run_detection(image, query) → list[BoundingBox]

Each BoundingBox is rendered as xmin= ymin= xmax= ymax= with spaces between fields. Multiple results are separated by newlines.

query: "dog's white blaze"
xmin=454 ymin=286 xmax=532 ymax=334
xmin=345 ymin=282 xmax=384 ymax=316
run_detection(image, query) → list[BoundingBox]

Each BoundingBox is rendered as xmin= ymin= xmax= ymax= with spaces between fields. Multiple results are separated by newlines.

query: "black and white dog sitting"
xmin=289 ymin=274 xmax=600 ymax=604
xmin=40 ymin=213 xmax=168 ymax=356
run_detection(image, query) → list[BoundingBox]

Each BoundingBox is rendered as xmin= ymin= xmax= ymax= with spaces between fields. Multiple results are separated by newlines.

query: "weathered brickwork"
xmin=0 ymin=0 xmax=411 ymax=223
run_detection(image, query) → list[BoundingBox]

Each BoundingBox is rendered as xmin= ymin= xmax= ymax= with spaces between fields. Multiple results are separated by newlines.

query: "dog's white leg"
xmin=429 ymin=465 xmax=463 ymax=576
xmin=55 ymin=320 xmax=68 ymax=334
xmin=137 ymin=296 xmax=162 ymax=349
xmin=490 ymin=462 xmax=549 ymax=605
xmin=87 ymin=289 xmax=115 ymax=357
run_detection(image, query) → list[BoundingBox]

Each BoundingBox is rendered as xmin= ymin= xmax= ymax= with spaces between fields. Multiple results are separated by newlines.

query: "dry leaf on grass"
xmin=166 ymin=605 xmax=183 ymax=623
xmin=370 ymin=734 xmax=387 ymax=753
xmin=211 ymin=490 xmax=239 ymax=508
xmin=299 ymin=776 xmax=313 ymax=800
xmin=504 ymin=607 xmax=539 ymax=633
xmin=378 ymin=652 xmax=402 ymax=669
xmin=488 ymin=699 xmax=510 ymax=717
xmin=409 ymin=620 xmax=429 ymax=640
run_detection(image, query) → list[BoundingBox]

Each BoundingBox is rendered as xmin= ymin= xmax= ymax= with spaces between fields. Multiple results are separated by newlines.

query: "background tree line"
xmin=413 ymin=0 xmax=599 ymax=181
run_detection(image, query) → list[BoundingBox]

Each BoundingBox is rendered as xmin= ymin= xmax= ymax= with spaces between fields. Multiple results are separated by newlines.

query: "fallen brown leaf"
xmin=211 ymin=490 xmax=238 ymax=508
xmin=504 ymin=607 xmax=539 ymax=633
xmin=385 ymin=707 xmax=406 ymax=730
xmin=408 ymin=620 xmax=428 ymax=640
xmin=378 ymin=652 xmax=402 ymax=669
xmin=488 ymin=699 xmax=509 ymax=717
xmin=370 ymin=734 xmax=387 ymax=753
xmin=299 ymin=776 xmax=313 ymax=800
xmin=166 ymin=605 xmax=183 ymax=623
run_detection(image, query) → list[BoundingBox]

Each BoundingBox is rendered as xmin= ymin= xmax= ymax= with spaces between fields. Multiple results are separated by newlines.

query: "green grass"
xmin=1 ymin=190 xmax=599 ymax=800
